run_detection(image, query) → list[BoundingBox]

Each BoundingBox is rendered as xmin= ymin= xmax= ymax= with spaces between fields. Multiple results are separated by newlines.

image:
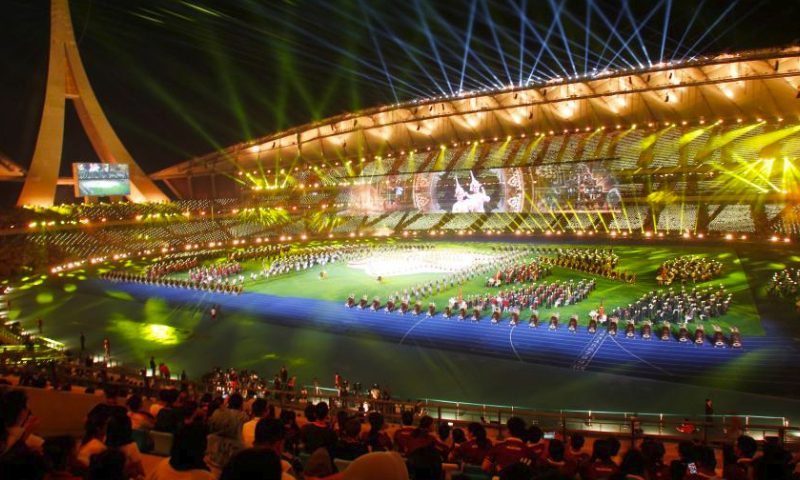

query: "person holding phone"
xmin=0 ymin=389 xmax=44 ymax=454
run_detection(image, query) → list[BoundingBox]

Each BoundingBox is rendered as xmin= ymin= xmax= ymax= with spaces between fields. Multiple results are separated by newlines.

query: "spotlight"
xmin=725 ymin=234 xmax=733 ymax=240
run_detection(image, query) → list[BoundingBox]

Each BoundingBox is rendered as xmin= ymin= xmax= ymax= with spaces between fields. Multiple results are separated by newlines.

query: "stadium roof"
xmin=153 ymin=47 xmax=800 ymax=181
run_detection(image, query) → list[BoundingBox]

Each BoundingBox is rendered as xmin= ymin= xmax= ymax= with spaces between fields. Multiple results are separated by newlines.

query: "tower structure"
xmin=17 ymin=0 xmax=167 ymax=206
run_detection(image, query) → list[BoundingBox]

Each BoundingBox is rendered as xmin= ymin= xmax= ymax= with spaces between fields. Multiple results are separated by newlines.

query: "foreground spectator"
xmin=723 ymin=435 xmax=757 ymax=480
xmin=105 ymin=415 xmax=145 ymax=479
xmin=42 ymin=435 xmax=81 ymax=480
xmin=77 ymin=416 xmax=107 ymax=467
xmin=537 ymin=439 xmax=576 ymax=479
xmin=0 ymin=448 xmax=48 ymax=480
xmin=254 ymin=418 xmax=297 ymax=480
xmin=565 ymin=434 xmax=588 ymax=466
xmin=483 ymin=416 xmax=530 ymax=475
xmin=405 ymin=415 xmax=448 ymax=458
xmin=615 ymin=448 xmax=646 ymax=480
xmin=299 ymin=402 xmax=336 ymax=455
xmin=146 ymin=424 xmax=215 ymax=480
xmin=360 ymin=412 xmax=392 ymax=452
xmin=87 ymin=385 xmax=128 ymax=426
xmin=206 ymin=393 xmax=247 ymax=476
xmin=154 ymin=389 xmax=182 ymax=434
xmin=339 ymin=451 xmax=409 ymax=480
xmin=87 ymin=449 xmax=126 ymax=480
xmin=581 ymin=439 xmax=619 ymax=480
xmin=219 ymin=449 xmax=282 ymax=480
xmin=334 ymin=418 xmax=368 ymax=461
xmin=127 ymin=395 xmax=155 ymax=430
xmin=1 ymin=389 xmax=44 ymax=454
xmin=450 ymin=422 xmax=491 ymax=466
xmin=243 ymin=398 xmax=269 ymax=447
xmin=393 ymin=410 xmax=415 ymax=455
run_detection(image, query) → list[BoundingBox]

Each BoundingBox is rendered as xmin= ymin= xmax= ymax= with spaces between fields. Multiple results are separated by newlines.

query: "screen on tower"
xmin=73 ymin=163 xmax=131 ymax=197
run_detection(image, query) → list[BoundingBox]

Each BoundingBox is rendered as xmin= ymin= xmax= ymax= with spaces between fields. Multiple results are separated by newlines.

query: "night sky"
xmin=0 ymin=0 xmax=798 ymax=179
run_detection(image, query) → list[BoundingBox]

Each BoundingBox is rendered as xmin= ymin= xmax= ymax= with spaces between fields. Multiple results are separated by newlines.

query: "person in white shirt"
xmin=150 ymin=389 xmax=168 ymax=417
xmin=242 ymin=398 xmax=269 ymax=447
xmin=127 ymin=394 xmax=155 ymax=431
xmin=146 ymin=424 xmax=215 ymax=480
xmin=77 ymin=415 xmax=107 ymax=467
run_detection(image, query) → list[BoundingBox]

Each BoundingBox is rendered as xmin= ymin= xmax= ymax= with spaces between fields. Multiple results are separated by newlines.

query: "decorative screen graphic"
xmin=532 ymin=162 xmax=621 ymax=213
xmin=73 ymin=163 xmax=131 ymax=197
xmin=339 ymin=162 xmax=620 ymax=215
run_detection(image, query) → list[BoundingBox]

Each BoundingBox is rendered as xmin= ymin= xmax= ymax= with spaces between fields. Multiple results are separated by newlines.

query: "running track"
xmin=90 ymin=280 xmax=800 ymax=395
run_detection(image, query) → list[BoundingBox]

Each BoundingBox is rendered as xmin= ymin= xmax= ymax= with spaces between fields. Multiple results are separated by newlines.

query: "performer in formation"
xmin=658 ymin=256 xmax=723 ymax=285
xmin=544 ymin=247 xmax=634 ymax=283
xmin=100 ymin=270 xmax=245 ymax=295
xmin=602 ymin=284 xmax=732 ymax=324
xmin=188 ymin=261 xmax=243 ymax=284
xmin=768 ymin=267 xmax=800 ymax=299
xmin=485 ymin=258 xmax=552 ymax=286
xmin=145 ymin=258 xmax=199 ymax=279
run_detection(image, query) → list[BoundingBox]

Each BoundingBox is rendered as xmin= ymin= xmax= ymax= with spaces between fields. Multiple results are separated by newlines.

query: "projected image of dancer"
xmin=467 ymin=171 xmax=491 ymax=213
xmin=449 ymin=171 xmax=492 ymax=213
xmin=452 ymin=177 xmax=471 ymax=213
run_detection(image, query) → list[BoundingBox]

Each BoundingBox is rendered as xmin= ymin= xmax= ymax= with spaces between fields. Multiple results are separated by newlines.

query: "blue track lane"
xmin=93 ymin=280 xmax=800 ymax=392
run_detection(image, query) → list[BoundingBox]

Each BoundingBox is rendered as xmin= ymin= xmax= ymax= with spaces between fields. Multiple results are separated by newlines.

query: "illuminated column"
xmin=17 ymin=0 xmax=168 ymax=206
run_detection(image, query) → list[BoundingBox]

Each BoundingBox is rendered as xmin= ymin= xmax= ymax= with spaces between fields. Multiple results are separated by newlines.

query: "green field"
xmin=167 ymin=241 xmax=764 ymax=335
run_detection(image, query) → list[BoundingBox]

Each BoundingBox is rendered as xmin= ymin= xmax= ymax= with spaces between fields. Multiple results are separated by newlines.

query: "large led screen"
xmin=73 ymin=163 xmax=131 ymax=197
xmin=339 ymin=162 xmax=620 ymax=215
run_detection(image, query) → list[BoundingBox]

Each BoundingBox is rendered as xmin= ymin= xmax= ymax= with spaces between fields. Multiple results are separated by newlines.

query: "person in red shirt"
xmin=360 ymin=412 xmax=393 ymax=452
xmin=526 ymin=425 xmax=547 ymax=462
xmin=536 ymin=439 xmax=578 ymax=479
xmin=393 ymin=410 xmax=416 ymax=455
xmin=482 ymin=416 xmax=535 ymax=475
xmin=581 ymin=439 xmax=619 ymax=480
xmin=565 ymin=434 xmax=589 ymax=468
xmin=405 ymin=416 xmax=449 ymax=458
xmin=450 ymin=422 xmax=492 ymax=466
xmin=722 ymin=435 xmax=757 ymax=480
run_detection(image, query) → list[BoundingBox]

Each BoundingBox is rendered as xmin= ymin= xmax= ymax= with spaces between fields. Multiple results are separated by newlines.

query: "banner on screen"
xmin=339 ymin=161 xmax=621 ymax=215
xmin=73 ymin=163 xmax=131 ymax=197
